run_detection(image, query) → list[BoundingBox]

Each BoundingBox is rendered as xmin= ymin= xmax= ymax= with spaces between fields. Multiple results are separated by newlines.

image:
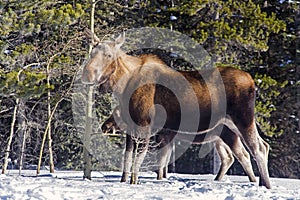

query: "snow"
xmin=1 ymin=170 xmax=300 ymax=200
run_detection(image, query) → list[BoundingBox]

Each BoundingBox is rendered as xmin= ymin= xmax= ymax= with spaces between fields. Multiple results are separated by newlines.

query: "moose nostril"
xmin=82 ymin=70 xmax=95 ymax=84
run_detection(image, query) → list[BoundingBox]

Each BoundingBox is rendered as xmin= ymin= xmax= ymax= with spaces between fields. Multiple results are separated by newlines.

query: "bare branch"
xmin=0 ymin=107 xmax=13 ymax=114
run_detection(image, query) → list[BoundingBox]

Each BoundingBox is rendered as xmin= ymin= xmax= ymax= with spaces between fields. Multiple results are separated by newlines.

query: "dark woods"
xmin=0 ymin=0 xmax=298 ymax=180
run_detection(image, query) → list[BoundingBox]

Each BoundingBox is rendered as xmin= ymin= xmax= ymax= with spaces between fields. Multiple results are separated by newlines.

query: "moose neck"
xmin=110 ymin=53 xmax=143 ymax=95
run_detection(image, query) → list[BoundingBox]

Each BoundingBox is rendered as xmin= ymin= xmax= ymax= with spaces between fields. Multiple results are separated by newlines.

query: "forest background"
xmin=0 ymin=0 xmax=299 ymax=179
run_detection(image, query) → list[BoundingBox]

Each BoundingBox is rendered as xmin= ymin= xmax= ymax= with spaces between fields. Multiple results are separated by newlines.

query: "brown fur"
xmin=82 ymin=33 xmax=271 ymax=188
xmin=102 ymin=107 xmax=257 ymax=182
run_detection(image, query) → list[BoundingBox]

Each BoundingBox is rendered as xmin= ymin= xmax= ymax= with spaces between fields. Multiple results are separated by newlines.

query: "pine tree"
xmin=0 ymin=0 xmax=298 ymax=178
xmin=0 ymin=0 xmax=85 ymax=173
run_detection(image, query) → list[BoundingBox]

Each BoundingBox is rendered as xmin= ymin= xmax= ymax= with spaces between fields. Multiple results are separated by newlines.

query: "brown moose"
xmin=82 ymin=30 xmax=271 ymax=188
xmin=101 ymin=106 xmax=257 ymax=182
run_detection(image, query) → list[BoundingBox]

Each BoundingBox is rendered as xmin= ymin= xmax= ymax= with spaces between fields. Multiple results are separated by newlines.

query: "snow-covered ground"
xmin=1 ymin=170 xmax=299 ymax=200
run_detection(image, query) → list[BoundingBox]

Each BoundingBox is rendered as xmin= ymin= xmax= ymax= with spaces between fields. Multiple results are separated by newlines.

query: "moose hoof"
xmin=259 ymin=177 xmax=271 ymax=189
xmin=120 ymin=172 xmax=129 ymax=183
xmin=130 ymin=173 xmax=138 ymax=184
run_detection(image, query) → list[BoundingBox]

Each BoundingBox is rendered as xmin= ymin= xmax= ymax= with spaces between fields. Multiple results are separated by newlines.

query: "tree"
xmin=1 ymin=98 xmax=18 ymax=174
xmin=0 ymin=0 xmax=298 ymax=179
xmin=0 ymin=0 xmax=85 ymax=173
xmin=99 ymin=0 xmax=295 ymax=176
xmin=255 ymin=0 xmax=299 ymax=178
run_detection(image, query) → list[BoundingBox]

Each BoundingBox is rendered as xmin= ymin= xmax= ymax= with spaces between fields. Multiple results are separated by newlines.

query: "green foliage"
xmin=111 ymin=0 xmax=298 ymax=177
xmin=0 ymin=0 xmax=85 ymax=99
xmin=0 ymin=0 xmax=298 ymax=177
xmin=0 ymin=0 xmax=88 ymax=172
xmin=0 ymin=1 xmax=84 ymax=36
xmin=0 ymin=69 xmax=50 ymax=99
xmin=169 ymin=0 xmax=286 ymax=64
xmin=254 ymin=74 xmax=288 ymax=137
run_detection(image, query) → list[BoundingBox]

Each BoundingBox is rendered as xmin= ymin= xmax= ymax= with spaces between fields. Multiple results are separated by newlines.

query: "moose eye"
xmin=91 ymin=48 xmax=98 ymax=56
xmin=105 ymin=53 xmax=112 ymax=58
xmin=96 ymin=44 xmax=104 ymax=50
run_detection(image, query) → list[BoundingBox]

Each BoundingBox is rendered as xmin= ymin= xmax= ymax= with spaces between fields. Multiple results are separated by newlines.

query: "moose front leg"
xmin=121 ymin=134 xmax=133 ymax=182
xmin=130 ymin=137 xmax=150 ymax=184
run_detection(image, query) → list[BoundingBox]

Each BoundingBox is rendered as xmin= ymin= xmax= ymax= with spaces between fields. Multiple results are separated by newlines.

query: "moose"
xmin=101 ymin=106 xmax=257 ymax=182
xmin=82 ymin=30 xmax=271 ymax=189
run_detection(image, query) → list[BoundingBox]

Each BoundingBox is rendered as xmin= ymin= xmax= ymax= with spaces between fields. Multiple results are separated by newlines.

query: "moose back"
xmin=81 ymin=30 xmax=271 ymax=189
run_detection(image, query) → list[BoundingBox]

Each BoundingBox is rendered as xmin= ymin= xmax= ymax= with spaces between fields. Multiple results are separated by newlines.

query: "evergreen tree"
xmin=255 ymin=0 xmax=299 ymax=178
xmin=0 ymin=0 xmax=298 ymax=178
xmin=0 ymin=0 xmax=85 ymax=172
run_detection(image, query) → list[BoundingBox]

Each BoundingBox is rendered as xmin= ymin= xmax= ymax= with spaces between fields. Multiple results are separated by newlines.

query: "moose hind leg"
xmin=156 ymin=139 xmax=173 ymax=180
xmin=163 ymin=143 xmax=173 ymax=178
xmin=257 ymin=136 xmax=271 ymax=188
xmin=224 ymin=131 xmax=257 ymax=183
xmin=239 ymin=123 xmax=271 ymax=189
xmin=214 ymin=139 xmax=234 ymax=181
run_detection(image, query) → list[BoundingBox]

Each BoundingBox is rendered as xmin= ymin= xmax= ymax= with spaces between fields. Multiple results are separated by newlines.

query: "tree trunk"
xmin=47 ymin=123 xmax=55 ymax=173
xmin=83 ymin=85 xmax=93 ymax=180
xmin=83 ymin=0 xmax=96 ymax=180
xmin=1 ymin=98 xmax=19 ymax=174
xmin=37 ymin=122 xmax=48 ymax=175
xmin=47 ymin=62 xmax=55 ymax=173
xmin=18 ymin=100 xmax=27 ymax=175
xmin=37 ymin=100 xmax=62 ymax=175
xmin=19 ymin=126 xmax=27 ymax=175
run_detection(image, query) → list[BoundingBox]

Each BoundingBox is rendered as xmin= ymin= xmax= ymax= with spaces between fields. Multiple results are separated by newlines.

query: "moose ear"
xmin=115 ymin=32 xmax=125 ymax=48
xmin=84 ymin=28 xmax=101 ymax=46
